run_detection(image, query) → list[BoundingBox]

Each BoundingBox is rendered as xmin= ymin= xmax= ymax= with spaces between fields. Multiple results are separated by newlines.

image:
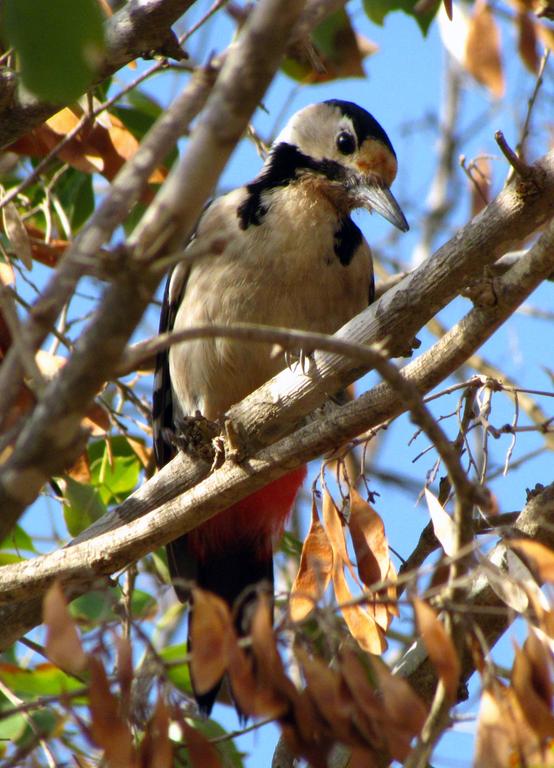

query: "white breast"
xmin=169 ymin=184 xmax=372 ymax=420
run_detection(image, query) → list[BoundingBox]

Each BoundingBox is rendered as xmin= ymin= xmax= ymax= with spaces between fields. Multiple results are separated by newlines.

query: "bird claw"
xmin=172 ymin=413 xmax=247 ymax=470
xmin=173 ymin=412 xmax=221 ymax=465
xmin=285 ymin=348 xmax=313 ymax=375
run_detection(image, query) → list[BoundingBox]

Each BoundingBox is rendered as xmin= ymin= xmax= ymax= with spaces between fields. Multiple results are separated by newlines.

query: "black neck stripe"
xmin=237 ymin=143 xmax=345 ymax=229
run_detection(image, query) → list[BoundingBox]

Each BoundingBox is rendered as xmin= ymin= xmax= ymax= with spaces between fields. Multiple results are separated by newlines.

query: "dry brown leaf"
xmin=2 ymin=202 xmax=33 ymax=269
xmin=465 ymin=0 xmax=505 ymax=98
xmin=537 ymin=21 xmax=554 ymax=51
xmin=116 ymin=636 xmax=133 ymax=706
xmin=251 ymin=595 xmax=297 ymax=711
xmin=139 ymin=696 xmax=172 ymax=768
xmin=9 ymin=107 xmax=166 ymax=190
xmin=226 ymin=598 xmax=290 ymax=719
xmin=227 ymin=637 xmax=282 ymax=719
xmin=340 ymin=647 xmax=427 ymax=761
xmin=443 ymin=0 xmax=453 ymax=19
xmin=296 ymin=647 xmax=360 ymax=746
xmin=525 ymin=630 xmax=553 ymax=702
xmin=425 ymin=488 xmax=456 ymax=556
xmin=280 ymin=719 xmax=330 ymax=768
xmin=512 ymin=635 xmax=554 ymax=740
xmin=43 ymin=582 xmax=87 ymax=675
xmin=475 ymin=681 xmax=554 ymax=767
xmin=189 ymin=589 xmax=235 ymax=695
xmin=339 ymin=647 xmax=382 ymax=731
xmin=412 ymin=596 xmax=460 ymax=700
xmin=348 ymin=747 xmax=380 ymax=768
xmin=333 ymin=564 xmax=386 ymax=654
xmin=349 ymin=488 xmax=389 ymax=586
xmin=66 ymin=451 xmax=92 ymax=483
xmin=474 ymin=685 xmax=516 ymax=768
xmin=370 ymin=656 xmax=429 ymax=761
xmin=126 ymin=436 xmax=152 ymax=469
xmin=322 ymin=487 xmax=354 ymax=573
xmin=517 ymin=11 xmax=540 ymax=73
xmin=348 ymin=489 xmax=397 ymax=631
xmin=25 ymin=223 xmax=68 ymax=268
xmin=82 ymin=401 xmax=111 ymax=436
xmin=385 ymin=560 xmax=399 ymax=618
xmin=181 ymin=721 xmax=222 ymax=768
xmin=89 ymin=655 xmax=136 ymax=768
xmin=290 ymin=499 xmax=333 ymax=621
xmin=509 ymin=538 xmax=554 ymax=582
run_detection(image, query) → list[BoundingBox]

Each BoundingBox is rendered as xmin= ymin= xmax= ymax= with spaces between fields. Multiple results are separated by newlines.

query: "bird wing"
xmin=152 ymin=259 xmax=190 ymax=469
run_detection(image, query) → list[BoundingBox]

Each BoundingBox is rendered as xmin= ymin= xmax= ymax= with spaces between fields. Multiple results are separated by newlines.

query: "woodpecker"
xmin=153 ymin=99 xmax=408 ymax=713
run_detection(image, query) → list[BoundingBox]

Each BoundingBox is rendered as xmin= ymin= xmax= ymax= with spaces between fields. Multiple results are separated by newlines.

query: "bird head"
xmin=269 ymin=99 xmax=408 ymax=232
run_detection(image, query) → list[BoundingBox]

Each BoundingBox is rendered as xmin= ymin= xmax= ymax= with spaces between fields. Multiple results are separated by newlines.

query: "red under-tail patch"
xmin=188 ymin=467 xmax=307 ymax=561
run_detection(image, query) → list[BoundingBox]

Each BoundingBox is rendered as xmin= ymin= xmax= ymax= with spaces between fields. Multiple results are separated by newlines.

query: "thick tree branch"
xmin=0 ymin=0 xmax=309 ymax=538
xmin=0 ymin=217 xmax=553 ymax=646
xmin=0 ymin=0 xmax=194 ymax=150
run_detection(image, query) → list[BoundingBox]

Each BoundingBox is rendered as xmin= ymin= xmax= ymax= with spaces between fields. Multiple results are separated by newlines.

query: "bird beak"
xmin=355 ymin=177 xmax=409 ymax=232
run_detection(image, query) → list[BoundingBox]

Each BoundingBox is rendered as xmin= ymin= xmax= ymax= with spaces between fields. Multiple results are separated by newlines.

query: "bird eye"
xmin=336 ymin=131 xmax=356 ymax=155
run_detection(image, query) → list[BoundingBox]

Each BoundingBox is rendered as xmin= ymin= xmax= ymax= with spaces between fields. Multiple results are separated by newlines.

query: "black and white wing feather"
xmin=152 ymin=261 xmax=190 ymax=468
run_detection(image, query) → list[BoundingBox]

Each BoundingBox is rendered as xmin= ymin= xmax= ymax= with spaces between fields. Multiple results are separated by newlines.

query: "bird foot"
xmin=172 ymin=413 xmax=247 ymax=470
xmin=173 ymin=412 xmax=221 ymax=465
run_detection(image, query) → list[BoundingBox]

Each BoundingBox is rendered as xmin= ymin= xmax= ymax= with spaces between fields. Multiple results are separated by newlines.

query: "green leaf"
xmin=312 ymin=9 xmax=350 ymax=58
xmin=0 ymin=663 xmax=84 ymax=698
xmin=0 ymin=524 xmax=36 ymax=553
xmin=16 ymin=709 xmax=59 ymax=748
xmin=70 ymin=586 xmax=157 ymax=626
xmin=88 ymin=436 xmax=141 ymax=504
xmin=70 ymin=590 xmax=116 ymax=624
xmin=123 ymin=201 xmax=147 ymax=235
xmin=130 ymin=589 xmax=157 ymax=619
xmin=363 ymin=0 xmax=440 ymax=35
xmin=193 ymin=719 xmax=246 ymax=768
xmin=55 ymin=168 xmax=94 ymax=230
xmin=150 ymin=548 xmax=171 ymax=585
xmin=0 ymin=553 xmax=26 ymax=565
xmin=113 ymin=105 xmax=179 ymax=169
xmin=2 ymin=0 xmax=106 ymax=102
xmin=159 ymin=643 xmax=192 ymax=695
xmin=282 ymin=8 xmax=370 ymax=82
xmin=0 ymin=711 xmax=26 ymax=741
xmin=63 ymin=476 xmax=107 ymax=537
xmin=279 ymin=532 xmax=303 ymax=558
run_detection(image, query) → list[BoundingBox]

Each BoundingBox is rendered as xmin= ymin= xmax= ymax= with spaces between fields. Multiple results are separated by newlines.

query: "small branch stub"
xmin=495 ymin=130 xmax=532 ymax=179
